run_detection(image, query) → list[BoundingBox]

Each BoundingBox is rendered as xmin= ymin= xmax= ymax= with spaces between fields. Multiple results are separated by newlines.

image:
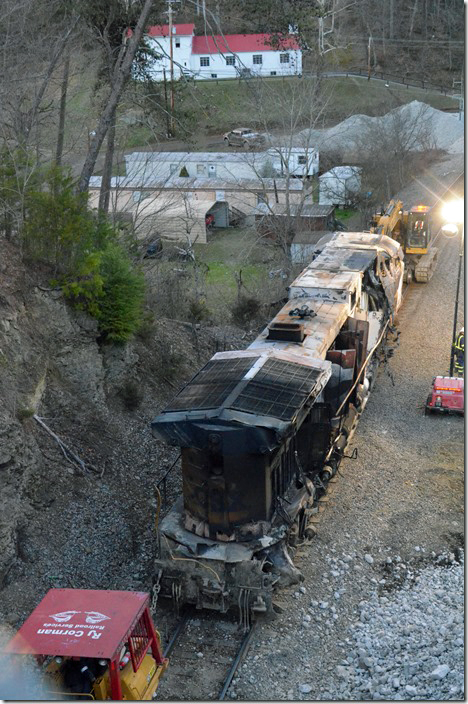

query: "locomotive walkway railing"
xmin=156 ymin=453 xmax=181 ymax=510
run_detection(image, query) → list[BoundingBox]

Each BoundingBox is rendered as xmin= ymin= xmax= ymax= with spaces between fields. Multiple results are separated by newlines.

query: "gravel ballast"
xmin=227 ymin=229 xmax=464 ymax=701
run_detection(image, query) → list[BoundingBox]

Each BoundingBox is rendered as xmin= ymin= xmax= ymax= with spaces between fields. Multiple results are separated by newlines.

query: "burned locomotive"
xmin=151 ymin=232 xmax=404 ymax=617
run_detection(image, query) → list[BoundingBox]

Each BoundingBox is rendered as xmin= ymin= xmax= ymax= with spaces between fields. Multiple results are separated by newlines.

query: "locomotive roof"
xmin=316 ymin=231 xmax=403 ymax=259
xmin=249 ymin=299 xmax=350 ymax=361
xmin=290 ymin=268 xmax=361 ymax=293
xmin=151 ymin=350 xmax=331 ymax=448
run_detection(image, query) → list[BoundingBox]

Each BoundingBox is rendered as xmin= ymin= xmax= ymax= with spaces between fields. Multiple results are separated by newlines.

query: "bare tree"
xmin=76 ymin=0 xmax=162 ymax=195
xmin=355 ymin=102 xmax=436 ymax=202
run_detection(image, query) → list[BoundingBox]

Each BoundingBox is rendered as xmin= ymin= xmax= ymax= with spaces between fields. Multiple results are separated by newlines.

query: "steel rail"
xmin=218 ymin=622 xmax=257 ymax=701
xmin=163 ymin=611 xmax=190 ymax=658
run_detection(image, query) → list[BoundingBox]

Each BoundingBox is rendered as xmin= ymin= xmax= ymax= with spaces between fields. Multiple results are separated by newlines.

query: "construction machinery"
xmin=370 ymin=200 xmax=438 ymax=282
xmin=5 ymin=589 xmax=169 ymax=700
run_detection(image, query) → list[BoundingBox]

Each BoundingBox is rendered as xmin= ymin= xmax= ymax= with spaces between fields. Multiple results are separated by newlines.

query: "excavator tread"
xmin=414 ymin=247 xmax=438 ymax=283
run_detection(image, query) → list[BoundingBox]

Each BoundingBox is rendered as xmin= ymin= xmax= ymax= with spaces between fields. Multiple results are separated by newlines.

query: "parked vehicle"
xmin=223 ymin=128 xmax=266 ymax=148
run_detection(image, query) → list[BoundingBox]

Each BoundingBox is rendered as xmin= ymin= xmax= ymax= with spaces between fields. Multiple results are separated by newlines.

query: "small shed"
xmin=290 ymin=230 xmax=333 ymax=263
xmin=255 ymin=203 xmax=335 ymax=239
xmin=319 ymin=166 xmax=362 ymax=206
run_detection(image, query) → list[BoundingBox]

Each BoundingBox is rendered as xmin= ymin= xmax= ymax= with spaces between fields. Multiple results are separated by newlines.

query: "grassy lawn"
xmin=173 ymin=75 xmax=457 ymax=134
xmin=334 ymin=207 xmax=355 ymax=221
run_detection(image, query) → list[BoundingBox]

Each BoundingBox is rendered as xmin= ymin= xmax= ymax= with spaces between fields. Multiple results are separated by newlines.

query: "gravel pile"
xmin=292 ymin=101 xmax=464 ymax=155
xmin=327 ymin=552 xmax=464 ymax=700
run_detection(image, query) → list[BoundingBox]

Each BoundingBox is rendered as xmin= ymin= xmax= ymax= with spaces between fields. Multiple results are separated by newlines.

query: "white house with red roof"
xmin=146 ymin=24 xmax=302 ymax=80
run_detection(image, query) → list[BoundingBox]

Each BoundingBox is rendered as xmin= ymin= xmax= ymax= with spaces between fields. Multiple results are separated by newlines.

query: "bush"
xmin=188 ymin=297 xmax=210 ymax=323
xmin=95 ymin=244 xmax=145 ymax=343
xmin=22 ymin=166 xmax=146 ymax=343
xmin=231 ymin=296 xmax=261 ymax=327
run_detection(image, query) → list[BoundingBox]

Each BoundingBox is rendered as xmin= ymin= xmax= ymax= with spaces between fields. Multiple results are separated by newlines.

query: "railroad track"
xmin=155 ymin=607 xmax=257 ymax=700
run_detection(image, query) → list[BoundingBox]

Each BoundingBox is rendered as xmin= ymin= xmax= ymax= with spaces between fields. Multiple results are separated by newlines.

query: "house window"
xmin=226 ymin=55 xmax=235 ymax=65
xmin=298 ymin=155 xmax=307 ymax=165
xmin=211 ymin=73 xmax=217 ymax=78
xmin=169 ymin=163 xmax=179 ymax=174
xmin=175 ymin=39 xmax=181 ymax=47
xmin=280 ymin=53 xmax=290 ymax=63
xmin=270 ymin=71 xmax=277 ymax=76
xmin=197 ymin=164 xmax=206 ymax=175
xmin=200 ymin=57 xmax=210 ymax=67
xmin=253 ymin=54 xmax=263 ymax=65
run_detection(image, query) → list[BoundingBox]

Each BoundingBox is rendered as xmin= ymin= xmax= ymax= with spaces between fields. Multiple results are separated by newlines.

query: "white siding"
xmin=190 ymin=49 xmax=302 ymax=80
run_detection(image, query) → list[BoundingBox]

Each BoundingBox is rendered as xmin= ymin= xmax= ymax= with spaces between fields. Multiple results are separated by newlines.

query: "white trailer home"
xmin=319 ymin=166 xmax=362 ymax=206
xmin=124 ymin=147 xmax=318 ymax=183
xmin=145 ymin=24 xmax=302 ymax=81
xmin=88 ymin=175 xmax=307 ymax=242
xmin=265 ymin=147 xmax=319 ymax=178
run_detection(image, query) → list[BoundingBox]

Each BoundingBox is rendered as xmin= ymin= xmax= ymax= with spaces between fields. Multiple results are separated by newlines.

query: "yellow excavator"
xmin=369 ymin=200 xmax=438 ymax=282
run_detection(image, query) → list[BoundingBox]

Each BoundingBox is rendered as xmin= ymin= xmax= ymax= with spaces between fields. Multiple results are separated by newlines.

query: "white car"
xmin=223 ymin=128 xmax=266 ymax=148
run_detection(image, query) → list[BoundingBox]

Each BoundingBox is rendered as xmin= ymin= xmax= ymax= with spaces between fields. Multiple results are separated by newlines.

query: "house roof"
xmin=291 ymin=230 xmax=333 ymax=245
xmin=90 ymin=175 xmax=304 ymax=192
xmin=147 ymin=23 xmax=195 ymax=37
xmin=255 ymin=203 xmax=334 ymax=217
xmin=320 ymin=166 xmax=362 ymax=180
xmin=191 ymin=33 xmax=300 ymax=54
xmin=5 ymin=589 xmax=150 ymax=659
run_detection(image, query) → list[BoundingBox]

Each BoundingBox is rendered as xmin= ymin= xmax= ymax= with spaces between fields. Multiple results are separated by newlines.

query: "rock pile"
xmin=326 ymin=551 xmax=464 ymax=700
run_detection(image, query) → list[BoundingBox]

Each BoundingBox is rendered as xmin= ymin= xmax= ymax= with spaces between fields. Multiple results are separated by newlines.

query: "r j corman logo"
xmin=49 ymin=611 xmax=80 ymax=623
xmin=50 ymin=610 xmax=110 ymax=624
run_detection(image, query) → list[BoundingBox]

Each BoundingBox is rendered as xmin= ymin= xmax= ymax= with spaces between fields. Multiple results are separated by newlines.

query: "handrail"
xmin=156 ymin=453 xmax=181 ymax=508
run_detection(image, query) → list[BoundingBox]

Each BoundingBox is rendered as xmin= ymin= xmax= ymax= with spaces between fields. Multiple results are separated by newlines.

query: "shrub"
xmin=188 ymin=297 xmax=210 ymax=323
xmin=231 ymin=296 xmax=261 ymax=327
xmin=95 ymin=243 xmax=145 ymax=343
xmin=21 ymin=166 xmax=146 ymax=343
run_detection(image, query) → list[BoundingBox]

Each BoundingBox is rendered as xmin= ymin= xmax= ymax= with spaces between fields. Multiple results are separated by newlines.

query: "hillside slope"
xmin=0 ymin=239 xmax=248 ymax=625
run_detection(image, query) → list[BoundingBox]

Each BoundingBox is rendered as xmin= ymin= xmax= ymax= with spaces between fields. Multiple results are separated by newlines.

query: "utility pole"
xmin=162 ymin=67 xmax=171 ymax=138
xmin=449 ymin=225 xmax=464 ymax=376
xmin=168 ymin=0 xmax=175 ymax=136
xmin=367 ymin=36 xmax=372 ymax=81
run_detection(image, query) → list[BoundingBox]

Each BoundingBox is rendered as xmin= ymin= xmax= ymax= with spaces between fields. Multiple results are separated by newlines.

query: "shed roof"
xmin=258 ymin=203 xmax=334 ymax=217
xmin=291 ymin=230 xmax=333 ymax=244
xmin=320 ymin=166 xmax=362 ymax=180
xmin=5 ymin=589 xmax=149 ymax=659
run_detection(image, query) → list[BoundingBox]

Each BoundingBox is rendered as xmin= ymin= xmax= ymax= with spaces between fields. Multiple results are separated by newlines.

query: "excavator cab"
xmin=406 ymin=205 xmax=431 ymax=251
xmin=5 ymin=589 xmax=168 ymax=700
